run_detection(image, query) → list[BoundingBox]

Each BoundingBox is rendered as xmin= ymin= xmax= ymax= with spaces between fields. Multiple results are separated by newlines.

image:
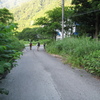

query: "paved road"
xmin=0 ymin=46 xmax=100 ymax=100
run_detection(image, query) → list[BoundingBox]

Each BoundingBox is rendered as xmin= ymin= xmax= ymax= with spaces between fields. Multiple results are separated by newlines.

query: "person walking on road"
xmin=43 ymin=43 xmax=46 ymax=50
xmin=37 ymin=42 xmax=40 ymax=51
xmin=29 ymin=42 xmax=32 ymax=50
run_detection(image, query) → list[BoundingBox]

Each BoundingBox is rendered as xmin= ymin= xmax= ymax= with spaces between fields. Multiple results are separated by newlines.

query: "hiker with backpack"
xmin=37 ymin=42 xmax=40 ymax=51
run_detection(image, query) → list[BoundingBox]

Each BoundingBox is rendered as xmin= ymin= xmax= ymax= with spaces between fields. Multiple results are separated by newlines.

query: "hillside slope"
xmin=11 ymin=0 xmax=72 ymax=31
xmin=0 ymin=0 xmax=32 ymax=8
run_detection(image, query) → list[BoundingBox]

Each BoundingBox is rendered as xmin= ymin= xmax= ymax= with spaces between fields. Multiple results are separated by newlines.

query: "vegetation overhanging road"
xmin=0 ymin=45 xmax=100 ymax=100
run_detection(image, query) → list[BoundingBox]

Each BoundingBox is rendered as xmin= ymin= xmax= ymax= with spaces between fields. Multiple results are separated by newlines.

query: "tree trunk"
xmin=94 ymin=14 xmax=99 ymax=40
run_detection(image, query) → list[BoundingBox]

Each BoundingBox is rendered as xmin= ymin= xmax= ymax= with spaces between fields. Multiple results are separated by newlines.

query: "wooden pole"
xmin=62 ymin=0 xmax=64 ymax=39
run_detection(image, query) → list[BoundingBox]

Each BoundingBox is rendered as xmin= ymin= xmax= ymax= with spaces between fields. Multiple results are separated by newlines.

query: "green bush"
xmin=46 ymin=37 xmax=100 ymax=76
xmin=0 ymin=23 xmax=24 ymax=78
xmin=9 ymin=37 xmax=25 ymax=51
xmin=82 ymin=50 xmax=100 ymax=76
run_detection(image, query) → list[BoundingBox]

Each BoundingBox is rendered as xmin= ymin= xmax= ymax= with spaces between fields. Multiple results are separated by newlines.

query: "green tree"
xmin=34 ymin=7 xmax=74 ymax=40
xmin=71 ymin=0 xmax=100 ymax=39
xmin=0 ymin=8 xmax=14 ymax=24
xmin=17 ymin=27 xmax=45 ymax=41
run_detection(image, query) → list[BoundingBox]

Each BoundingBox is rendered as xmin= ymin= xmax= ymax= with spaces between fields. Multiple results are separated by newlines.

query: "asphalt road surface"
xmin=0 ymin=45 xmax=100 ymax=100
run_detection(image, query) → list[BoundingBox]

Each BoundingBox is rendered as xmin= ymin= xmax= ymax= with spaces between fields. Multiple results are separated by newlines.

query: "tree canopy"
xmin=0 ymin=8 xmax=14 ymax=24
xmin=71 ymin=0 xmax=100 ymax=38
xmin=34 ymin=7 xmax=74 ymax=40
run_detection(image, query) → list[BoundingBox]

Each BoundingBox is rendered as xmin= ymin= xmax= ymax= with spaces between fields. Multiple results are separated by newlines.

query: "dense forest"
xmin=10 ymin=0 xmax=72 ymax=31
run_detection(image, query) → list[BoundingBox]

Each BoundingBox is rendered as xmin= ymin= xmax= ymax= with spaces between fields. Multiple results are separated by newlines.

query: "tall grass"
xmin=46 ymin=37 xmax=100 ymax=76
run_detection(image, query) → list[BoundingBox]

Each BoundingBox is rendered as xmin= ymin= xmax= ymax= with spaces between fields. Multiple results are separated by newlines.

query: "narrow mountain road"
xmin=0 ymin=46 xmax=100 ymax=100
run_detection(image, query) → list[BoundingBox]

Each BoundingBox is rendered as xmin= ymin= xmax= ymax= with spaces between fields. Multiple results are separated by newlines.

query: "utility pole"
xmin=62 ymin=0 xmax=64 ymax=39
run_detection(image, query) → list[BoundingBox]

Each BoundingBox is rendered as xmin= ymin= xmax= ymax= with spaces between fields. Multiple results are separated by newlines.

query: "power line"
xmin=70 ymin=9 xmax=100 ymax=18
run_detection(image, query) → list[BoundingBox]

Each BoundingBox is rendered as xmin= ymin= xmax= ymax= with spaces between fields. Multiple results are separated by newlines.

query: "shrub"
xmin=46 ymin=37 xmax=100 ymax=76
xmin=82 ymin=50 xmax=100 ymax=76
xmin=0 ymin=23 xmax=24 ymax=79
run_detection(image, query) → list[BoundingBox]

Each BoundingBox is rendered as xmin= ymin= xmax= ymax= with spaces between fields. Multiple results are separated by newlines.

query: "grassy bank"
xmin=46 ymin=37 xmax=100 ymax=76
